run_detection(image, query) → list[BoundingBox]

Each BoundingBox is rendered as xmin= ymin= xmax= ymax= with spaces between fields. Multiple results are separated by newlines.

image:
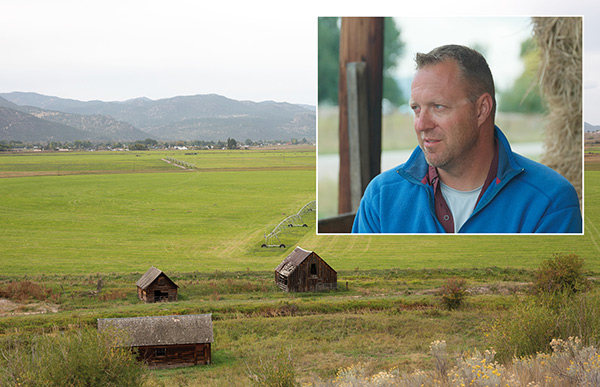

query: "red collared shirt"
xmin=420 ymin=141 xmax=499 ymax=233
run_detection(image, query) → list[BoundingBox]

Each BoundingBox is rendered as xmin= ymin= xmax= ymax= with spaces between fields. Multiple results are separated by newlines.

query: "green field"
xmin=0 ymin=148 xmax=315 ymax=175
xmin=0 ymin=147 xmax=597 ymax=275
xmin=0 ymin=149 xmax=316 ymax=276
xmin=0 ymin=147 xmax=597 ymax=385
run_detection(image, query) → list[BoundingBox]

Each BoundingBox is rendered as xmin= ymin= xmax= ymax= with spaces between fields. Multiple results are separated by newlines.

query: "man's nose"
xmin=414 ymin=109 xmax=434 ymax=132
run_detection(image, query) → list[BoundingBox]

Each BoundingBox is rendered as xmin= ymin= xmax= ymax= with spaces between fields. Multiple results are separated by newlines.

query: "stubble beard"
xmin=420 ymin=123 xmax=480 ymax=175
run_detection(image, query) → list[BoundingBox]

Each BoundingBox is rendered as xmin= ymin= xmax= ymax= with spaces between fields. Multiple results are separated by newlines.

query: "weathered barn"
xmin=97 ymin=314 xmax=213 ymax=368
xmin=136 ymin=266 xmax=178 ymax=303
xmin=275 ymin=247 xmax=337 ymax=292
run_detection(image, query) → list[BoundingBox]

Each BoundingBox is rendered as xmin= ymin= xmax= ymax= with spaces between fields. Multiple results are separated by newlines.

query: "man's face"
xmin=410 ymin=60 xmax=480 ymax=172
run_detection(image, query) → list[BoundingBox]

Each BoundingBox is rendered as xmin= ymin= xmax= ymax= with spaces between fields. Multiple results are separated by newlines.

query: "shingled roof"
xmin=275 ymin=246 xmax=313 ymax=277
xmin=97 ymin=314 xmax=213 ymax=347
xmin=136 ymin=266 xmax=178 ymax=290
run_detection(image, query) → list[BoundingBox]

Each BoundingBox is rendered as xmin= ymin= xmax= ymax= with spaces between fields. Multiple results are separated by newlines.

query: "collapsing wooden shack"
xmin=97 ymin=314 xmax=213 ymax=368
xmin=275 ymin=246 xmax=337 ymax=292
xmin=136 ymin=266 xmax=178 ymax=303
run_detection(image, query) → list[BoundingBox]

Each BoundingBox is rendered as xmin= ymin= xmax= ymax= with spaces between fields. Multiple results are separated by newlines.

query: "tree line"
xmin=0 ymin=137 xmax=313 ymax=152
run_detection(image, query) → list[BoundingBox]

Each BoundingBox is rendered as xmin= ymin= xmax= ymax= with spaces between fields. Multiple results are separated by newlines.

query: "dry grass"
xmin=533 ymin=17 xmax=583 ymax=202
xmin=310 ymin=337 xmax=600 ymax=386
xmin=0 ymin=281 xmax=54 ymax=302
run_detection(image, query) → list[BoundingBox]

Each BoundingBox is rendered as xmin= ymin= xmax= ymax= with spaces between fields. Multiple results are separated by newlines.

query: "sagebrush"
xmin=0 ymin=327 xmax=147 ymax=387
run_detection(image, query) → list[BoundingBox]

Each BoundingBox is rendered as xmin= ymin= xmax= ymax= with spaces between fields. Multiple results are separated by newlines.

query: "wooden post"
xmin=346 ymin=61 xmax=371 ymax=211
xmin=338 ymin=17 xmax=383 ymax=215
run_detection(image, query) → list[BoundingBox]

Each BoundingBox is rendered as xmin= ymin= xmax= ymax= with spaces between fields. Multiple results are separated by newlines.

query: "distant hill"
xmin=585 ymin=122 xmax=600 ymax=132
xmin=0 ymin=92 xmax=316 ymax=142
xmin=0 ymin=105 xmax=91 ymax=142
xmin=18 ymin=107 xmax=149 ymax=142
xmin=0 ymin=96 xmax=21 ymax=110
xmin=0 ymin=96 xmax=150 ymax=142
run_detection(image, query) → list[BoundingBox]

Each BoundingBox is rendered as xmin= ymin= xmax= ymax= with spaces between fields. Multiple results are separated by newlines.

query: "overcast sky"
xmin=393 ymin=17 xmax=532 ymax=92
xmin=1 ymin=0 xmax=598 ymax=123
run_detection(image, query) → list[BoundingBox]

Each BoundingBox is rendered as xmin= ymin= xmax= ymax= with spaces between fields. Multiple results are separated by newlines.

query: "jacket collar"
xmin=397 ymin=126 xmax=523 ymax=185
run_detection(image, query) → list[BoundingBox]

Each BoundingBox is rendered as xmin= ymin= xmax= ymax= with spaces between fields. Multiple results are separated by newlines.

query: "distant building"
xmin=136 ymin=266 xmax=178 ymax=303
xmin=275 ymin=246 xmax=337 ymax=292
xmin=97 ymin=314 xmax=213 ymax=368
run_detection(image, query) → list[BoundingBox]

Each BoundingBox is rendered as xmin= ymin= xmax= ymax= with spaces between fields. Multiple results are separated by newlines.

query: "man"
xmin=352 ymin=44 xmax=582 ymax=233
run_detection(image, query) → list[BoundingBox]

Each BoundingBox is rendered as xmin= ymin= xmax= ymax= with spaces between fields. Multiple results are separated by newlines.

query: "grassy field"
xmin=0 ymin=146 xmax=597 ymax=385
xmin=0 ymin=148 xmax=315 ymax=176
xmin=0 ymin=267 xmax=539 ymax=385
xmin=1 ymin=147 xmax=596 ymax=276
xmin=0 ymin=149 xmax=315 ymax=275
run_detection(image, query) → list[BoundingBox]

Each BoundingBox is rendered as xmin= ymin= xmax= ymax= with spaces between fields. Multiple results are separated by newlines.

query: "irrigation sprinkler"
xmin=261 ymin=200 xmax=316 ymax=248
xmin=262 ymin=217 xmax=289 ymax=248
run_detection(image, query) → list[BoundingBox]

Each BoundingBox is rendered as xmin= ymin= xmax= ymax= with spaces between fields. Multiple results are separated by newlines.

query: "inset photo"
xmin=317 ymin=16 xmax=582 ymax=234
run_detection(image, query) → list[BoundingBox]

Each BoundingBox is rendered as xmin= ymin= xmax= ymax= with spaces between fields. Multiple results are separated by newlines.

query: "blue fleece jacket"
xmin=352 ymin=127 xmax=582 ymax=233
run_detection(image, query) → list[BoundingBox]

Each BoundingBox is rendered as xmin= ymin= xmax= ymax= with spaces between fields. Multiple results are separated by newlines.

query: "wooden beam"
xmin=346 ymin=61 xmax=371 ymax=211
xmin=317 ymin=212 xmax=356 ymax=233
xmin=337 ymin=17 xmax=383 ymax=215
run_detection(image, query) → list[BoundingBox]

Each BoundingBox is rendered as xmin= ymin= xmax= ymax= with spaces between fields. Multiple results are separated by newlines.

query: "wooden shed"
xmin=97 ymin=314 xmax=213 ymax=369
xmin=136 ymin=266 xmax=178 ymax=303
xmin=275 ymin=246 xmax=337 ymax=292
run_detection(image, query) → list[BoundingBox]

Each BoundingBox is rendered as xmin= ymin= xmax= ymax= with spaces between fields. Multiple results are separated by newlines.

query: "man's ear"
xmin=476 ymin=93 xmax=493 ymax=126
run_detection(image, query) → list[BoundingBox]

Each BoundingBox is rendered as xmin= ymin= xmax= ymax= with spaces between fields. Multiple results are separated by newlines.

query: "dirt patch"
xmin=466 ymin=282 xmax=531 ymax=295
xmin=0 ymin=298 xmax=59 ymax=317
xmin=585 ymin=152 xmax=600 ymax=163
xmin=403 ymin=282 xmax=531 ymax=296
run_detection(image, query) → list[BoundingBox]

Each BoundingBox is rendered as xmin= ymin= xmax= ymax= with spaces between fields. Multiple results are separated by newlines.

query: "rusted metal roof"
xmin=275 ymin=246 xmax=313 ymax=276
xmin=97 ymin=314 xmax=213 ymax=346
xmin=136 ymin=266 xmax=178 ymax=290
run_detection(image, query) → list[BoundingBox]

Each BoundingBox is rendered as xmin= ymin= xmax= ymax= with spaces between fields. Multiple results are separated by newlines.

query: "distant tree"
xmin=382 ymin=18 xmax=405 ymax=107
xmin=318 ymin=17 xmax=340 ymax=105
xmin=317 ymin=17 xmax=406 ymax=106
xmin=245 ymin=138 xmax=253 ymax=146
xmin=72 ymin=140 xmax=92 ymax=150
xmin=130 ymin=142 xmax=148 ymax=151
xmin=227 ymin=137 xmax=238 ymax=149
xmin=499 ymin=38 xmax=547 ymax=113
xmin=144 ymin=138 xmax=158 ymax=147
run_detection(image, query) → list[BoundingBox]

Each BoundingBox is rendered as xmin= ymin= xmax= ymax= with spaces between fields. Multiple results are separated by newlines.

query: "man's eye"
xmin=434 ymin=104 xmax=445 ymax=109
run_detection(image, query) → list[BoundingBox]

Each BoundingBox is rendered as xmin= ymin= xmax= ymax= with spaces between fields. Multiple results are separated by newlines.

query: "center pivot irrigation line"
xmin=262 ymin=200 xmax=316 ymax=248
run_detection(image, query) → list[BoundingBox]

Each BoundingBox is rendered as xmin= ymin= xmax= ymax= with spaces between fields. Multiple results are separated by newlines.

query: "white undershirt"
xmin=440 ymin=182 xmax=483 ymax=232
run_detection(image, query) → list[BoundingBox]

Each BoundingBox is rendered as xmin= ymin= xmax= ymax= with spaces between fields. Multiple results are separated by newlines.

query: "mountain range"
xmin=0 ymin=92 xmax=316 ymax=143
xmin=584 ymin=122 xmax=600 ymax=132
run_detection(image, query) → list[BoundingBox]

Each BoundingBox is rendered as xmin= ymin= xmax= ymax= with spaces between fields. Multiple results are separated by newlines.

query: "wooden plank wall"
xmin=288 ymin=253 xmax=337 ymax=292
xmin=138 ymin=274 xmax=178 ymax=303
xmin=136 ymin=343 xmax=211 ymax=368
